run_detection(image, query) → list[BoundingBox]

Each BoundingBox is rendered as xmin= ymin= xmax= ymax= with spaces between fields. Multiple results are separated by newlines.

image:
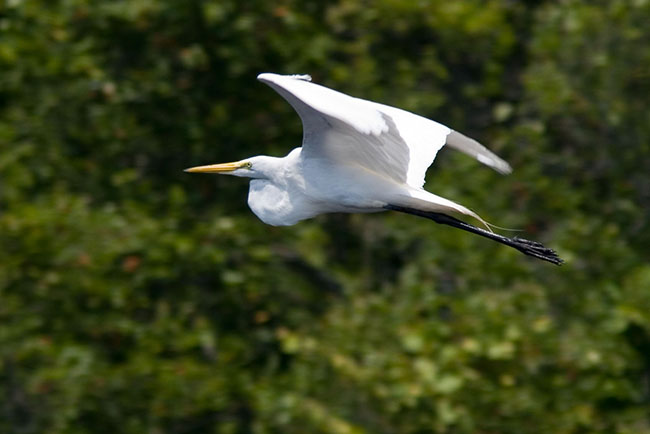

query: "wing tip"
xmin=477 ymin=154 xmax=513 ymax=175
xmin=496 ymin=159 xmax=513 ymax=175
xmin=257 ymin=73 xmax=312 ymax=83
xmin=257 ymin=72 xmax=275 ymax=83
xmin=447 ymin=130 xmax=513 ymax=175
xmin=500 ymin=164 xmax=514 ymax=175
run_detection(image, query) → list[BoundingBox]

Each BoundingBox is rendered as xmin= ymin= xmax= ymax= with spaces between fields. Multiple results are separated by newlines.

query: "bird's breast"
xmin=247 ymin=179 xmax=320 ymax=226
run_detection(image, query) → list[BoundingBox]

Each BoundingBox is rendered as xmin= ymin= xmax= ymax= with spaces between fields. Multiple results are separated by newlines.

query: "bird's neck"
xmin=256 ymin=148 xmax=302 ymax=181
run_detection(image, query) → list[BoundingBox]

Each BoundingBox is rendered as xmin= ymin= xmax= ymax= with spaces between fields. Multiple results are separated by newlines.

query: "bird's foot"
xmin=510 ymin=236 xmax=564 ymax=265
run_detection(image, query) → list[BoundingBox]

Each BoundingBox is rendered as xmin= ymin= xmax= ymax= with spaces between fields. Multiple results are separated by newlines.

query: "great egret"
xmin=186 ymin=73 xmax=562 ymax=265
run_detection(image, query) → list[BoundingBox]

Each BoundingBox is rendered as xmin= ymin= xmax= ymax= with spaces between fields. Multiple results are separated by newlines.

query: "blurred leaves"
xmin=1 ymin=0 xmax=650 ymax=433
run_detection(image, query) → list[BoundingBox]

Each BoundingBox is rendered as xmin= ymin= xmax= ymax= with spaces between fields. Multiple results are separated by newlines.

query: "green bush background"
xmin=2 ymin=1 xmax=650 ymax=432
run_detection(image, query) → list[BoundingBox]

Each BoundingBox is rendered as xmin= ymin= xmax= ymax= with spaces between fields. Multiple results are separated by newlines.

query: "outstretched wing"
xmin=257 ymin=73 xmax=511 ymax=189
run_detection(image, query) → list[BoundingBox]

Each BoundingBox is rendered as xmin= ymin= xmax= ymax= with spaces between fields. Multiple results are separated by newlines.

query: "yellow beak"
xmin=184 ymin=161 xmax=247 ymax=173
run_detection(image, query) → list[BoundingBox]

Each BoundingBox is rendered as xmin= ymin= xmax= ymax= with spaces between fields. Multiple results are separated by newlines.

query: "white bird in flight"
xmin=186 ymin=73 xmax=562 ymax=265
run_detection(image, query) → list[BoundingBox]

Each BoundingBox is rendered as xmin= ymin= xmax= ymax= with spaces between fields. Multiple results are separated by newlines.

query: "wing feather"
xmin=446 ymin=130 xmax=512 ymax=174
xmin=257 ymin=73 xmax=510 ymax=189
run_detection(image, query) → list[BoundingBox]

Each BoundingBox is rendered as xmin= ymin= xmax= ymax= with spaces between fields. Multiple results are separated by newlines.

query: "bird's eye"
xmin=244 ymin=162 xmax=252 ymax=169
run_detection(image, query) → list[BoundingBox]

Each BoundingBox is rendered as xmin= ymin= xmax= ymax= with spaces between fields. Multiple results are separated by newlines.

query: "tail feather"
xmin=395 ymin=191 xmax=492 ymax=232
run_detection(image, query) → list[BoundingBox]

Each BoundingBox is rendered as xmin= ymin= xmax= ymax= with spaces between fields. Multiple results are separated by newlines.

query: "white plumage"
xmin=186 ymin=73 xmax=562 ymax=265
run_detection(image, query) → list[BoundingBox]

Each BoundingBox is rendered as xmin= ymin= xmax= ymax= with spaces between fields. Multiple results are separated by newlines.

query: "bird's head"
xmin=184 ymin=156 xmax=272 ymax=179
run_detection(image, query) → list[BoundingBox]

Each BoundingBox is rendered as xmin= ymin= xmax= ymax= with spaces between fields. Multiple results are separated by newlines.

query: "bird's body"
xmin=186 ymin=73 xmax=562 ymax=265
xmin=247 ymin=149 xmax=387 ymax=226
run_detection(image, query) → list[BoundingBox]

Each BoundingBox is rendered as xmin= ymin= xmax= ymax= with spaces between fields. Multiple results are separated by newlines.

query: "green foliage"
xmin=2 ymin=0 xmax=650 ymax=433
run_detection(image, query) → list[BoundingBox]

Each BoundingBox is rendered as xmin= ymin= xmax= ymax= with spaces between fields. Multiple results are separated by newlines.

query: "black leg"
xmin=385 ymin=204 xmax=563 ymax=265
